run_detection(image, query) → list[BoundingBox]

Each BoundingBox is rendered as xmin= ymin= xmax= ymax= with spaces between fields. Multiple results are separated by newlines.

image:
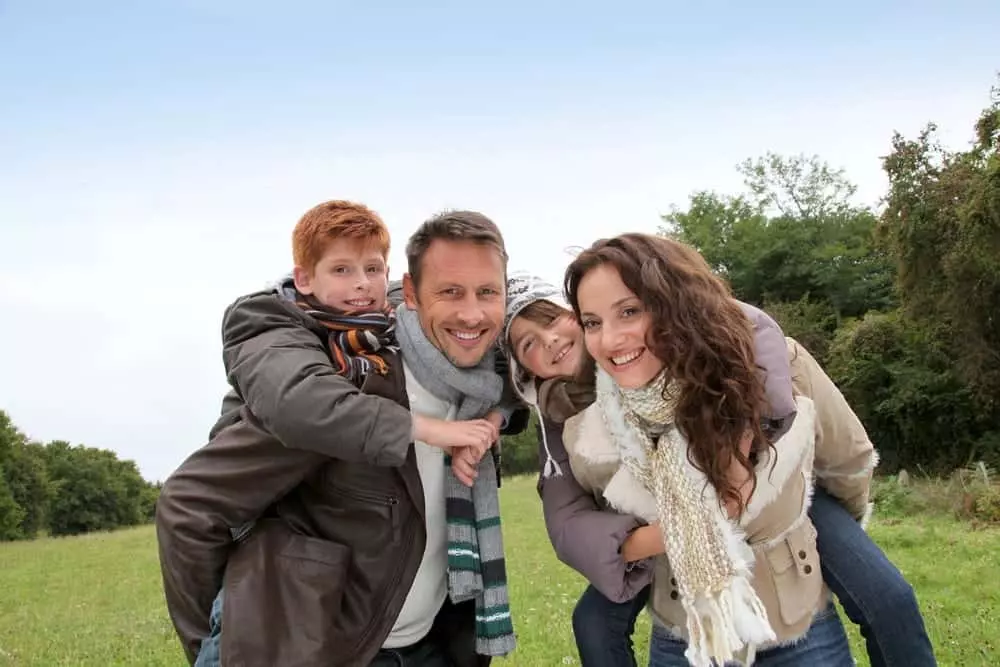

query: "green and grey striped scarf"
xmin=395 ymin=305 xmax=516 ymax=657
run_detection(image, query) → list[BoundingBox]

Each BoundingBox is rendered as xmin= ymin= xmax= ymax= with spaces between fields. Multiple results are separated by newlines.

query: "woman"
xmin=503 ymin=240 xmax=935 ymax=665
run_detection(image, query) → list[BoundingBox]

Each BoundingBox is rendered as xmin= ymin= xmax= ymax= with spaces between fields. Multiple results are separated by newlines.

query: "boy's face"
xmin=293 ymin=237 xmax=389 ymax=312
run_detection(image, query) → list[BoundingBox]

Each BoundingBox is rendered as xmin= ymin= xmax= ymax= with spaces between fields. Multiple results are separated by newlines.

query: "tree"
xmin=879 ymin=84 xmax=1000 ymax=411
xmin=0 ymin=467 xmax=25 ymax=541
xmin=43 ymin=440 xmax=147 ymax=536
xmin=0 ymin=411 xmax=52 ymax=539
xmin=661 ymin=154 xmax=896 ymax=359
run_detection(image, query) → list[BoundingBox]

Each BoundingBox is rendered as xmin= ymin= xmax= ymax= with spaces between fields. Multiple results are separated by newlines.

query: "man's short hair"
xmin=292 ymin=200 xmax=390 ymax=272
xmin=405 ymin=210 xmax=508 ymax=287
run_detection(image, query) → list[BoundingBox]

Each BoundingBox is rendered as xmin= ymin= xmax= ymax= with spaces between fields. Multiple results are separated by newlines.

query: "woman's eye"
xmin=582 ymin=319 xmax=598 ymax=330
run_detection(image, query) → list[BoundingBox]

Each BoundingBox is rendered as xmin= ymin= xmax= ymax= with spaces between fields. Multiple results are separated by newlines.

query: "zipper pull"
xmin=389 ymin=496 xmax=401 ymax=542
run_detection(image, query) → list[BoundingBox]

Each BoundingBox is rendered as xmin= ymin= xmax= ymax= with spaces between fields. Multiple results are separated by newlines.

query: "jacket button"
xmin=670 ymin=590 xmax=679 ymax=600
xmin=670 ymin=577 xmax=677 ymax=586
xmin=798 ymin=550 xmax=807 ymax=559
xmin=804 ymin=564 xmax=813 ymax=574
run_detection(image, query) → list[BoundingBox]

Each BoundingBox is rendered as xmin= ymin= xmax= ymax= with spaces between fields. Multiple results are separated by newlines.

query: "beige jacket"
xmin=561 ymin=337 xmax=877 ymax=648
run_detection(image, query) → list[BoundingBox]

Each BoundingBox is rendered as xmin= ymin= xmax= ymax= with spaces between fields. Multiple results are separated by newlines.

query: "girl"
xmin=503 ymin=241 xmax=934 ymax=665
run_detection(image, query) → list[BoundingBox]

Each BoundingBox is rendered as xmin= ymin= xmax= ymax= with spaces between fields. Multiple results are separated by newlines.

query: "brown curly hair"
xmin=564 ymin=233 xmax=770 ymax=516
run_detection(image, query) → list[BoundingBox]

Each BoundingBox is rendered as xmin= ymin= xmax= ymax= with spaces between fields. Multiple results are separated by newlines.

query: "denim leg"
xmin=751 ymin=602 xmax=855 ymax=666
xmin=573 ymin=584 xmax=651 ymax=667
xmin=648 ymin=603 xmax=853 ymax=667
xmin=193 ymin=590 xmax=224 ymax=667
xmin=647 ymin=624 xmax=701 ymax=667
xmin=809 ymin=487 xmax=937 ymax=667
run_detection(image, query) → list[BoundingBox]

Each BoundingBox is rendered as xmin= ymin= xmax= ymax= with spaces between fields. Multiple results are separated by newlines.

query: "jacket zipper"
xmin=331 ymin=485 xmax=401 ymax=542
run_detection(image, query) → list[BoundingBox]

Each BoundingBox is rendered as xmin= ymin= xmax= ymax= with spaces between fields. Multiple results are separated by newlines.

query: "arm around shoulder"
xmin=221 ymin=293 xmax=413 ymax=466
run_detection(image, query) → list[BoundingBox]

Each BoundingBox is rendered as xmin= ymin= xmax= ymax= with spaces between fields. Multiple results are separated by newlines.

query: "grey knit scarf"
xmin=394 ymin=305 xmax=516 ymax=657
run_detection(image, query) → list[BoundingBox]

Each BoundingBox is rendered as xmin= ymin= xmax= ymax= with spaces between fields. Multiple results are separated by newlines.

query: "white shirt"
xmin=382 ymin=361 xmax=455 ymax=648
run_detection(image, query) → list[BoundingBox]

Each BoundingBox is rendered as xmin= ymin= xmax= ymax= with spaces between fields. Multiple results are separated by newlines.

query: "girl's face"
xmin=509 ymin=309 xmax=586 ymax=381
xmin=576 ymin=264 xmax=664 ymax=389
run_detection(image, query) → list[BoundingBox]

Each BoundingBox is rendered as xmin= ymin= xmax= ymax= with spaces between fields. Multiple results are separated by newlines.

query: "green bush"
xmin=826 ymin=311 xmax=999 ymax=473
xmin=501 ymin=412 xmax=541 ymax=476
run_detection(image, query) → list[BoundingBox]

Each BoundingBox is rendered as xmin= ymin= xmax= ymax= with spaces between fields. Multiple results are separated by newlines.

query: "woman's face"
xmin=509 ymin=309 xmax=586 ymax=381
xmin=576 ymin=264 xmax=664 ymax=389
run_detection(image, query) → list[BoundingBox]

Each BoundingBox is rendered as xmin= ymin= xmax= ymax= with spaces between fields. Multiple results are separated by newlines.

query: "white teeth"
xmin=453 ymin=331 xmax=482 ymax=341
xmin=612 ymin=350 xmax=642 ymax=366
xmin=552 ymin=345 xmax=570 ymax=364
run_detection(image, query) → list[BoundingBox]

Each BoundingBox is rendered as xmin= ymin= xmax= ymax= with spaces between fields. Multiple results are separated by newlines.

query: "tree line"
xmin=0 ymin=410 xmax=160 ymax=542
xmin=503 ymin=77 xmax=1000 ymax=476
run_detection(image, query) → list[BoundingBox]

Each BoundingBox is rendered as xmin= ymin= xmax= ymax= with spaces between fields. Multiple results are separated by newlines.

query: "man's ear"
xmin=402 ymin=273 xmax=418 ymax=308
xmin=292 ymin=266 xmax=313 ymax=295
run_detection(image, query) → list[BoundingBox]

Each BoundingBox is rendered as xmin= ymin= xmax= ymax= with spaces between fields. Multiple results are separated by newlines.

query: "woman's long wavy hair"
xmin=564 ymin=233 xmax=770 ymax=515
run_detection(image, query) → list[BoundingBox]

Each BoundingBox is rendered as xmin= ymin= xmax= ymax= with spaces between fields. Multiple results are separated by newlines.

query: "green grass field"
xmin=1 ymin=475 xmax=997 ymax=666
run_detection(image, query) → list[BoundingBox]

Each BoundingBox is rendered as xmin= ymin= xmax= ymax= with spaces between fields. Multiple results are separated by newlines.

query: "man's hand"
xmin=412 ymin=415 xmax=497 ymax=457
xmin=450 ymin=446 xmax=483 ymax=487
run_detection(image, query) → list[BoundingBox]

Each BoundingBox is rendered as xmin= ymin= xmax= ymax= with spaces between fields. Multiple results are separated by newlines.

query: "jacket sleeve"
xmin=222 ymin=292 xmax=413 ymax=466
xmin=787 ymin=338 xmax=878 ymax=523
xmin=742 ymin=301 xmax=797 ymax=421
xmin=536 ymin=419 xmax=654 ymax=603
xmin=155 ymin=409 xmax=327 ymax=664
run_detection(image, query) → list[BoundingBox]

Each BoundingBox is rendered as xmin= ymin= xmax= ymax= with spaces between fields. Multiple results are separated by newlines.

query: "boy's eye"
xmin=334 ymin=266 xmax=350 ymax=274
xmin=366 ymin=265 xmax=382 ymax=273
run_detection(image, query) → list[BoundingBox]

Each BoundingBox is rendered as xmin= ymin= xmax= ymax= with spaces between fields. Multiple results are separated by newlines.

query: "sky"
xmin=1 ymin=1 xmax=998 ymax=481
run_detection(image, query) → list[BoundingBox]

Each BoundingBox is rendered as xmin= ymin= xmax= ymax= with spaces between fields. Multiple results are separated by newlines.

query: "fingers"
xmin=451 ymin=448 xmax=479 ymax=487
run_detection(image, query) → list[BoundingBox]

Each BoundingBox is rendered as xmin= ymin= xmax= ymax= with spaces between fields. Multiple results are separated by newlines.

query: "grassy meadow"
xmin=0 ymin=474 xmax=997 ymax=666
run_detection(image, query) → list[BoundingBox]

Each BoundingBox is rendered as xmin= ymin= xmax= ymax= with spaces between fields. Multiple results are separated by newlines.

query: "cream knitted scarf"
xmin=597 ymin=368 xmax=775 ymax=667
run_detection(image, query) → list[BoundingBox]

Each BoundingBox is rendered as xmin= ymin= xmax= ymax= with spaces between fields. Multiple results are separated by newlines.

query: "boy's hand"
xmin=412 ymin=415 xmax=497 ymax=456
xmin=450 ymin=446 xmax=482 ymax=487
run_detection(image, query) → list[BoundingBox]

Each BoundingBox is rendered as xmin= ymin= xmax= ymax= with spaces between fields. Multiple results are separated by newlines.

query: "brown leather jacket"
xmin=156 ymin=291 xmax=487 ymax=667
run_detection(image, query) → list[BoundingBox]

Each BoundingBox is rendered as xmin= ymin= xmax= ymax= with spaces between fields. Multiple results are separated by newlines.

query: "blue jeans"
xmin=648 ymin=602 xmax=853 ymax=667
xmin=573 ymin=583 xmax=652 ymax=666
xmin=193 ymin=590 xmax=223 ymax=667
xmin=810 ymin=487 xmax=936 ymax=667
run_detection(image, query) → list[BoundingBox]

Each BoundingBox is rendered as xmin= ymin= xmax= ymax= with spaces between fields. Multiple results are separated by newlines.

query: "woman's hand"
xmin=621 ymin=523 xmax=665 ymax=562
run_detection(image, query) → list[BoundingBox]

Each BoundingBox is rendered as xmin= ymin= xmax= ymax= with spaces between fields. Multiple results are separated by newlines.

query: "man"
xmin=156 ymin=209 xmax=523 ymax=667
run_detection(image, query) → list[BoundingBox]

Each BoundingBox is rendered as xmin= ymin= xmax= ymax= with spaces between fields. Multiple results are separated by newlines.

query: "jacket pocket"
xmin=762 ymin=519 xmax=823 ymax=627
xmin=222 ymin=519 xmax=351 ymax=666
xmin=328 ymin=482 xmax=401 ymax=542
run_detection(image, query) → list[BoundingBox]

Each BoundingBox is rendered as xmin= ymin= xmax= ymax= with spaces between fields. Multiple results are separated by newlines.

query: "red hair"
xmin=292 ymin=200 xmax=390 ymax=272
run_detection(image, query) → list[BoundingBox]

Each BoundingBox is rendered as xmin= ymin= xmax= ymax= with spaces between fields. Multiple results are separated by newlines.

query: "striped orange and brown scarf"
xmin=292 ymin=292 xmax=399 ymax=383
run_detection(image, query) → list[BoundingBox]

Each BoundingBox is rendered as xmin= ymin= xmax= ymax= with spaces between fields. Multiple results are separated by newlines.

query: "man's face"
xmin=293 ymin=238 xmax=389 ymax=312
xmin=403 ymin=239 xmax=506 ymax=368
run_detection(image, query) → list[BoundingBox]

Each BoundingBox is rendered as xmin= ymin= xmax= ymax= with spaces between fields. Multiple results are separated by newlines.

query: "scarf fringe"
xmin=683 ymin=577 xmax=776 ymax=667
